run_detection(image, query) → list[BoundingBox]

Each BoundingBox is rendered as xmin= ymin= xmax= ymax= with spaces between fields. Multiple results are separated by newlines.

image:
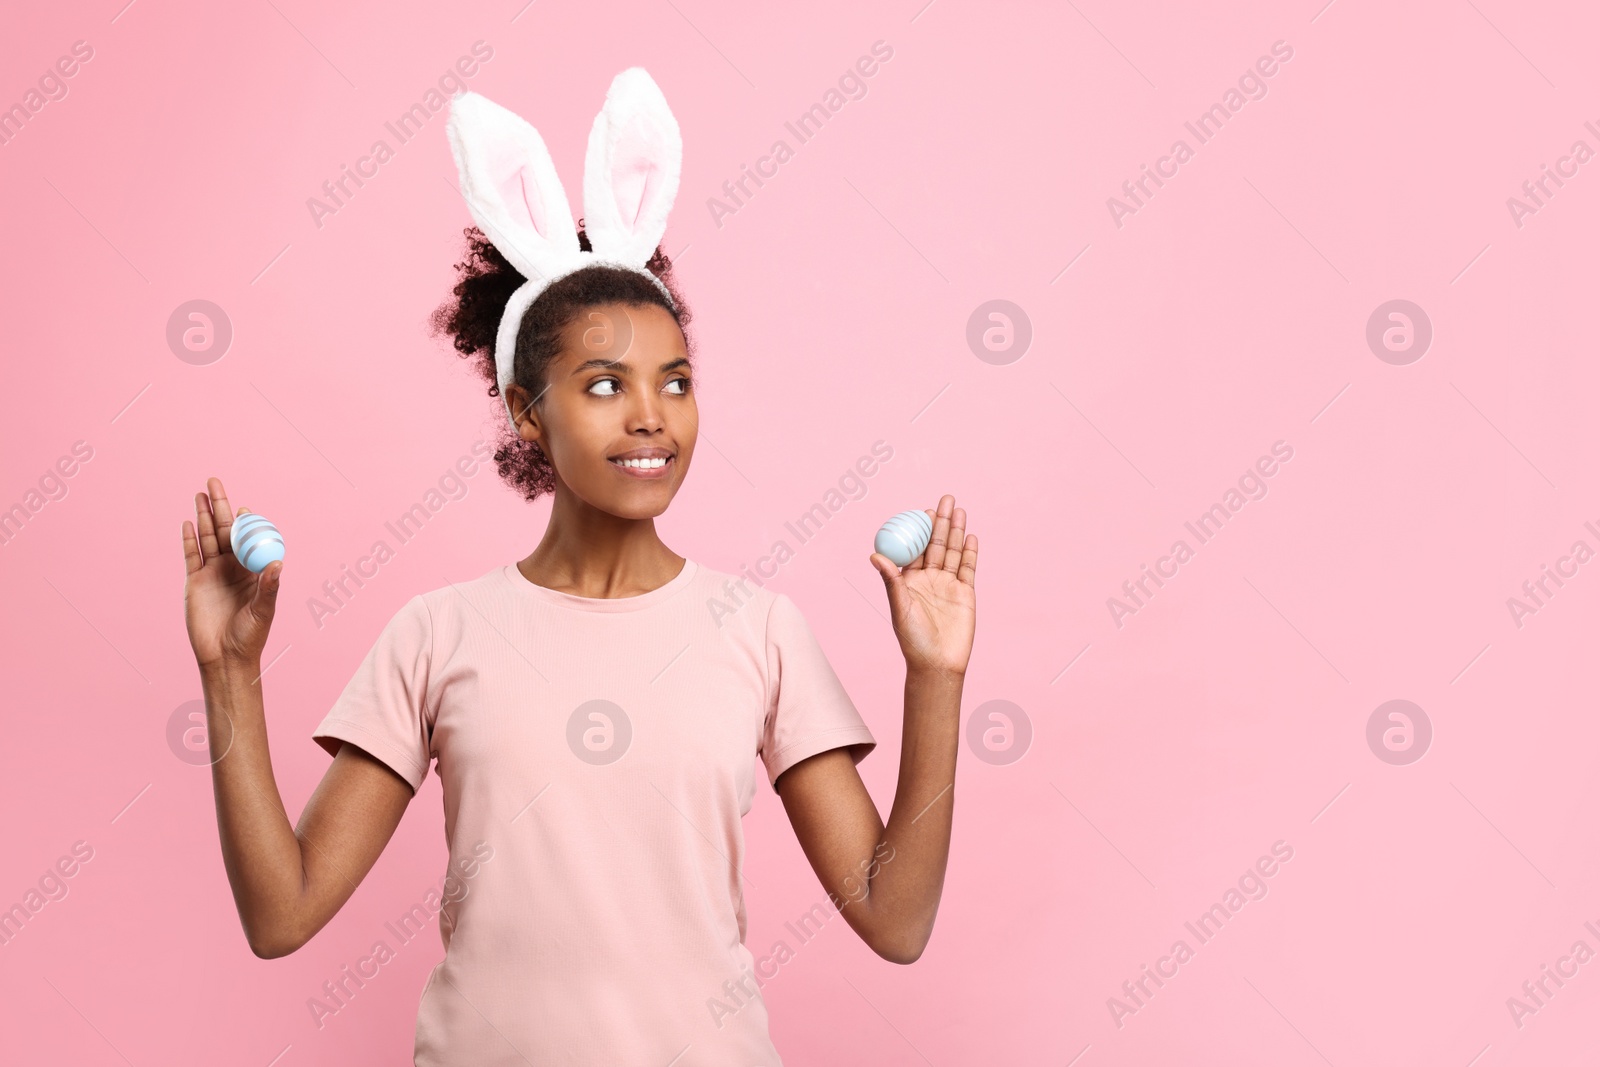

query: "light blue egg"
xmin=231 ymin=513 xmax=285 ymax=573
xmin=874 ymin=509 xmax=934 ymax=567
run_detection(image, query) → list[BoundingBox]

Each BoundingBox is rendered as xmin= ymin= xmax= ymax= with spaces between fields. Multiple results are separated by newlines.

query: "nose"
xmin=626 ymin=386 xmax=668 ymax=434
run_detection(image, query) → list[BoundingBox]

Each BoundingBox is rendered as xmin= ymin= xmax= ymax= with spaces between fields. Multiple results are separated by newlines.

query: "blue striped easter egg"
xmin=231 ymin=513 xmax=285 ymax=574
xmin=874 ymin=509 xmax=934 ymax=567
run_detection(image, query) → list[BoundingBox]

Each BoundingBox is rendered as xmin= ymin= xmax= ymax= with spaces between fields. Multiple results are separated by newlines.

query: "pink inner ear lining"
xmin=518 ymin=167 xmax=548 ymax=235
xmin=499 ymin=164 xmax=547 ymax=236
xmin=613 ymin=160 xmax=658 ymax=230
xmin=485 ymin=130 xmax=548 ymax=237
xmin=610 ymin=114 xmax=668 ymax=232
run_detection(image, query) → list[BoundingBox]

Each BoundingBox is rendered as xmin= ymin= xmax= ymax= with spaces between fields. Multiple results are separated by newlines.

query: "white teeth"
xmin=614 ymin=457 xmax=668 ymax=469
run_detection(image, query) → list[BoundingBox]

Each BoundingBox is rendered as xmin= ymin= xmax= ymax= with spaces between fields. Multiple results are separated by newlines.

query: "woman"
xmin=181 ymin=72 xmax=978 ymax=1067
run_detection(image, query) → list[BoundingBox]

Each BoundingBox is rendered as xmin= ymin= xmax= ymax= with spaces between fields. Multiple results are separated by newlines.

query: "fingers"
xmin=193 ymin=478 xmax=236 ymax=567
xmin=182 ymin=520 xmax=202 ymax=575
xmin=869 ymin=552 xmax=900 ymax=586
xmin=252 ymin=560 xmax=284 ymax=619
xmin=942 ymin=507 xmax=967 ymax=573
xmin=903 ymin=494 xmax=977 ymax=587
xmin=903 ymin=510 xmax=932 ymax=571
xmin=914 ymin=495 xmax=955 ymax=571
xmin=243 ymin=560 xmax=284 ymax=634
xmin=194 ymin=491 xmax=219 ymax=562
xmin=208 ymin=477 xmax=236 ymax=556
xmin=957 ymin=534 xmax=978 ymax=589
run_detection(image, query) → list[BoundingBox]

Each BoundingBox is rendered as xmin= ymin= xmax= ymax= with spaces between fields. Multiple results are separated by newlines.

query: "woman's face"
xmin=518 ymin=301 xmax=696 ymax=519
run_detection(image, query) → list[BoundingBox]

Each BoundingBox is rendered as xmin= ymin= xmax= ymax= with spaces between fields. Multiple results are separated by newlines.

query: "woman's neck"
xmin=518 ymin=512 xmax=684 ymax=599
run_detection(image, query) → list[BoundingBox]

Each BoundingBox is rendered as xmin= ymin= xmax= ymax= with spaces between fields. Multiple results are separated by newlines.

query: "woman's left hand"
xmin=869 ymin=494 xmax=978 ymax=675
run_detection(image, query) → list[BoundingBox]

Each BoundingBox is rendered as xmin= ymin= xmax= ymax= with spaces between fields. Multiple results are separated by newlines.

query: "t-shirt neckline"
xmin=501 ymin=558 xmax=697 ymax=613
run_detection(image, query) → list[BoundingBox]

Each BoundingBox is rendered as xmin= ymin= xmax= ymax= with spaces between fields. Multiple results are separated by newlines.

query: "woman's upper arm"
xmin=287 ymin=740 xmax=415 ymax=951
xmin=776 ymin=747 xmax=884 ymax=912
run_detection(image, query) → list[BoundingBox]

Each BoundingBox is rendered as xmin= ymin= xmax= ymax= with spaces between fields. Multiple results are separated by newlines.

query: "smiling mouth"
xmin=609 ymin=455 xmax=674 ymax=476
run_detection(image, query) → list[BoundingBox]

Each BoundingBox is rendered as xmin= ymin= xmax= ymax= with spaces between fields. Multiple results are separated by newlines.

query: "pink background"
xmin=2 ymin=0 xmax=1598 ymax=1063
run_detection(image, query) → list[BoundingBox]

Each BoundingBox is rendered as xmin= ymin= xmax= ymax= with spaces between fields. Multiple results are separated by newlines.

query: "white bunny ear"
xmin=446 ymin=91 xmax=581 ymax=282
xmin=582 ymin=68 xmax=682 ymax=264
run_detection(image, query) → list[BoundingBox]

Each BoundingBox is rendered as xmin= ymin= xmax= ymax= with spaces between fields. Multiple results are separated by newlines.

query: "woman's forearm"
xmin=855 ymin=665 xmax=963 ymax=962
xmin=201 ymin=659 xmax=310 ymax=957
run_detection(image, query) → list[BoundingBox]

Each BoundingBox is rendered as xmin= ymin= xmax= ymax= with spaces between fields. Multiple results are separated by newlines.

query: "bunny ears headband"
xmin=445 ymin=68 xmax=683 ymax=428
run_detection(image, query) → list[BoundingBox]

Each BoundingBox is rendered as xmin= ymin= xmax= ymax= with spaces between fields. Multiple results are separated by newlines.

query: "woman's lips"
xmin=609 ymin=455 xmax=674 ymax=479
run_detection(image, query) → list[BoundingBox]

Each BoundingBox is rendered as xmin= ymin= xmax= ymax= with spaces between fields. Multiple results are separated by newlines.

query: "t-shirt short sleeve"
xmin=759 ymin=593 xmax=876 ymax=791
xmin=312 ymin=593 xmax=435 ymax=794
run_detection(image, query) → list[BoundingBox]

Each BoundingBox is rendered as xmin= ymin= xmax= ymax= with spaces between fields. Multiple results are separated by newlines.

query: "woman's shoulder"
xmin=694 ymin=563 xmax=818 ymax=638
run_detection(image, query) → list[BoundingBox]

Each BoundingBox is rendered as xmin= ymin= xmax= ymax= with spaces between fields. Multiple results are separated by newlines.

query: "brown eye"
xmin=665 ymin=378 xmax=690 ymax=395
xmin=588 ymin=378 xmax=621 ymax=396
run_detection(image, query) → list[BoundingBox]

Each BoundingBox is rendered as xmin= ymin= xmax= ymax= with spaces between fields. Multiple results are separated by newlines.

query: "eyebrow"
xmin=570 ymin=357 xmax=691 ymax=377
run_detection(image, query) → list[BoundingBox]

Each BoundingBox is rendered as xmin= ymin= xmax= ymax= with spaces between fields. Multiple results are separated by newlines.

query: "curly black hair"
xmin=428 ymin=225 xmax=695 ymax=502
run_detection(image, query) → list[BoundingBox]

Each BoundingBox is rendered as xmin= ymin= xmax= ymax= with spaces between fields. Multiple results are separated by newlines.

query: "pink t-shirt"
xmin=311 ymin=559 xmax=876 ymax=1066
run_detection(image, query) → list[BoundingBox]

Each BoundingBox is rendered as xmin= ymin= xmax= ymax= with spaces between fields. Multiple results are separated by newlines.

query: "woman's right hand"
xmin=183 ymin=476 xmax=283 ymax=669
